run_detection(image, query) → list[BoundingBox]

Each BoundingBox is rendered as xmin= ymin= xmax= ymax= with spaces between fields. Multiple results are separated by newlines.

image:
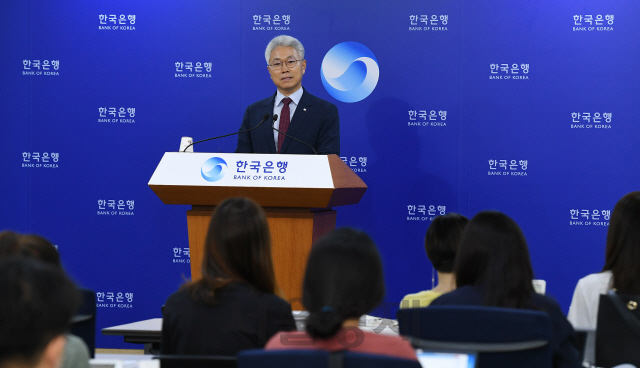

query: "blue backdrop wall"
xmin=1 ymin=0 xmax=637 ymax=349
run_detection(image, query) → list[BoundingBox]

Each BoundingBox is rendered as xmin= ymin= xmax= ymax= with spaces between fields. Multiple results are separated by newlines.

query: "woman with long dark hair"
xmin=265 ymin=228 xmax=417 ymax=361
xmin=568 ymin=191 xmax=640 ymax=329
xmin=161 ymin=197 xmax=296 ymax=355
xmin=430 ymin=211 xmax=581 ymax=368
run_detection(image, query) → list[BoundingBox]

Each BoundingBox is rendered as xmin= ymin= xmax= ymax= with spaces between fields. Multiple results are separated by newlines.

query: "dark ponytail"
xmin=305 ymin=307 xmax=343 ymax=339
xmin=302 ymin=228 xmax=385 ymax=339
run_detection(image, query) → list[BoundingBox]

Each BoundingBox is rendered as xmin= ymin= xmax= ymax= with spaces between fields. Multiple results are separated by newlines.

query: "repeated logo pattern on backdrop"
xmin=22 ymin=60 xmax=59 ymax=75
xmin=96 ymin=292 xmax=134 ymax=308
xmin=252 ymin=14 xmax=291 ymax=31
xmin=22 ymin=152 xmax=59 ymax=168
xmin=98 ymin=14 xmax=136 ymax=30
xmin=569 ymin=208 xmax=611 ymax=227
xmin=172 ymin=247 xmax=191 ymax=264
xmin=571 ymin=112 xmax=612 ymax=129
xmin=408 ymin=110 xmax=447 ymax=127
xmin=175 ymin=62 xmax=212 ymax=78
xmin=3 ymin=0 xmax=638 ymax=350
xmin=97 ymin=200 xmax=135 ymax=216
xmin=408 ymin=14 xmax=449 ymax=31
xmin=489 ymin=64 xmax=530 ymax=80
xmin=407 ymin=205 xmax=447 ymax=222
xmin=339 ymin=156 xmax=367 ymax=173
xmin=99 ymin=107 xmax=136 ymax=123
xmin=488 ymin=160 xmax=528 ymax=176
xmin=572 ymin=14 xmax=614 ymax=31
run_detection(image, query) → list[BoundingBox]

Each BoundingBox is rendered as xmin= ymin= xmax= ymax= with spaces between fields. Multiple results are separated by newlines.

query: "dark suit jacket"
xmin=161 ymin=283 xmax=296 ymax=355
xmin=235 ymin=89 xmax=340 ymax=155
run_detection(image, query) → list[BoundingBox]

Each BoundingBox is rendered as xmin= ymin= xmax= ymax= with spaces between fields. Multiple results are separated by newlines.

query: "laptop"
xmin=416 ymin=349 xmax=477 ymax=368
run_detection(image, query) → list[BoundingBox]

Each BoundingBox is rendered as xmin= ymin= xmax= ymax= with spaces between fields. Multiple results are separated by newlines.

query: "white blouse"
xmin=567 ymin=270 xmax=613 ymax=330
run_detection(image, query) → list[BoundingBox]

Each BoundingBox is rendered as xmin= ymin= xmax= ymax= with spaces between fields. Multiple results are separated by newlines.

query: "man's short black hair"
xmin=0 ymin=257 xmax=80 ymax=366
xmin=425 ymin=213 xmax=469 ymax=273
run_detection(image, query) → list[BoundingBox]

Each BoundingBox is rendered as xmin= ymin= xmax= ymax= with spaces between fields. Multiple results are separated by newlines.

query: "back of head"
xmin=0 ymin=257 xmax=80 ymax=367
xmin=425 ymin=213 xmax=469 ymax=273
xmin=0 ymin=231 xmax=60 ymax=267
xmin=0 ymin=230 xmax=21 ymax=258
xmin=303 ymin=228 xmax=385 ymax=339
xmin=603 ymin=191 xmax=640 ymax=294
xmin=189 ymin=197 xmax=276 ymax=301
xmin=18 ymin=234 xmax=61 ymax=267
xmin=454 ymin=211 xmax=535 ymax=308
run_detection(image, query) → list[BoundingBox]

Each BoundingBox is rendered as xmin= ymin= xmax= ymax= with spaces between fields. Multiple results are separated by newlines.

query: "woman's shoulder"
xmin=400 ymin=290 xmax=442 ymax=308
xmin=164 ymin=288 xmax=191 ymax=306
xmin=430 ymin=286 xmax=481 ymax=306
xmin=228 ymin=283 xmax=292 ymax=311
xmin=164 ymin=283 xmax=289 ymax=311
xmin=260 ymin=292 xmax=293 ymax=314
xmin=530 ymin=293 xmax=570 ymax=322
xmin=531 ymin=292 xmax=560 ymax=307
xmin=354 ymin=330 xmax=418 ymax=361
xmin=266 ymin=329 xmax=406 ymax=345
xmin=235 ymin=283 xmax=288 ymax=300
xmin=265 ymin=331 xmax=310 ymax=349
xmin=266 ymin=329 xmax=417 ymax=361
xmin=576 ymin=271 xmax=612 ymax=290
xmin=401 ymin=290 xmax=432 ymax=299
xmin=162 ymin=288 xmax=200 ymax=318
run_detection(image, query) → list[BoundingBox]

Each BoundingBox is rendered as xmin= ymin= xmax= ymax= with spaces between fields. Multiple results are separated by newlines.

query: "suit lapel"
xmin=281 ymin=89 xmax=312 ymax=154
xmin=263 ymin=94 xmax=276 ymax=154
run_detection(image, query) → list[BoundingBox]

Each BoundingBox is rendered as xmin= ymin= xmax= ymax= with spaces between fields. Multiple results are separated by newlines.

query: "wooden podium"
xmin=148 ymin=153 xmax=366 ymax=304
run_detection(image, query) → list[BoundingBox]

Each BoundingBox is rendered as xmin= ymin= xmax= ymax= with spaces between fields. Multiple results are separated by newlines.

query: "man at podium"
xmin=235 ymin=35 xmax=340 ymax=156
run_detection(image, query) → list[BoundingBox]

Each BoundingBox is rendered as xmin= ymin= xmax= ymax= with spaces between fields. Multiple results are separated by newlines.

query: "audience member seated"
xmin=161 ymin=197 xmax=296 ymax=355
xmin=0 ymin=257 xmax=80 ymax=368
xmin=400 ymin=213 xmax=469 ymax=308
xmin=568 ymin=191 xmax=640 ymax=331
xmin=265 ymin=228 xmax=417 ymax=361
xmin=430 ymin=211 xmax=581 ymax=368
xmin=0 ymin=230 xmax=20 ymax=256
xmin=0 ymin=231 xmax=61 ymax=264
xmin=0 ymin=231 xmax=91 ymax=368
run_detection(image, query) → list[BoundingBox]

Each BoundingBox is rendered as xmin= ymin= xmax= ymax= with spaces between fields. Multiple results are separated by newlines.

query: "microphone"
xmin=271 ymin=114 xmax=317 ymax=155
xmin=182 ymin=114 xmax=270 ymax=152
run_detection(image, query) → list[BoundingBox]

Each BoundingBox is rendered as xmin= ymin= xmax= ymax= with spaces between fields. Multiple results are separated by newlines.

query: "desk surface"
xmin=101 ymin=315 xmax=398 ymax=339
xmin=103 ymin=318 xmax=593 ymax=365
xmin=101 ymin=315 xmax=398 ymax=352
xmin=102 ymin=318 xmax=162 ymax=336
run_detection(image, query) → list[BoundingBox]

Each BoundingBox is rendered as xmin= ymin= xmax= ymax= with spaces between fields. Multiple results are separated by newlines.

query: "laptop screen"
xmin=416 ymin=350 xmax=477 ymax=368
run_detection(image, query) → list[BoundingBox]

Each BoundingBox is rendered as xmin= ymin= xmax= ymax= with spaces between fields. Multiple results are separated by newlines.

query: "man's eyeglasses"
xmin=269 ymin=59 xmax=303 ymax=70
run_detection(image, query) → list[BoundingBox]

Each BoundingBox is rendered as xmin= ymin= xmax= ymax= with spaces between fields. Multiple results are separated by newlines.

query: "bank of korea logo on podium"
xmin=321 ymin=42 xmax=379 ymax=103
xmin=201 ymin=157 xmax=228 ymax=182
